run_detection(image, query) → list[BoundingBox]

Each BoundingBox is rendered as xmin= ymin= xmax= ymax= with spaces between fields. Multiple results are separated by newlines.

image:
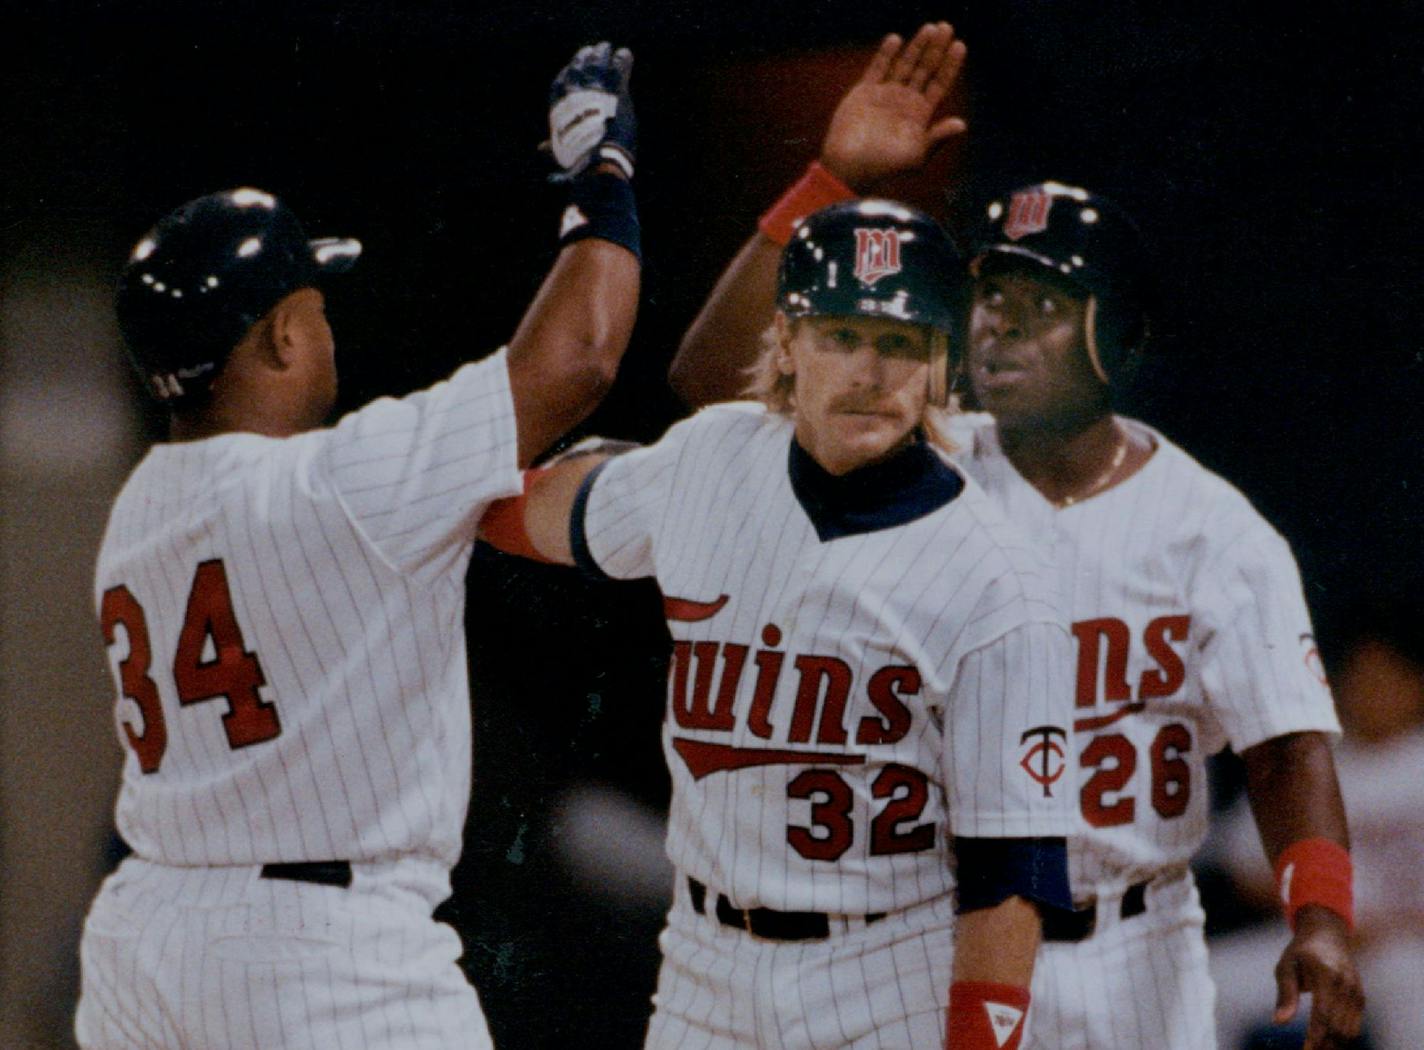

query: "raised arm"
xmin=508 ymin=43 xmax=643 ymax=466
xmin=508 ymin=230 xmax=638 ymax=466
xmin=668 ymin=23 xmax=966 ymax=408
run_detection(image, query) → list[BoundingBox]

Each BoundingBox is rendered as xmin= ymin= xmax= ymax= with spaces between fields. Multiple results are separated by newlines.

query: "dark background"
xmin=3 ymin=2 xmax=1422 ymax=1046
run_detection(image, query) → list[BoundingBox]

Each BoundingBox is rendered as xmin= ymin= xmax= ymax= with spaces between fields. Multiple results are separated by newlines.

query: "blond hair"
xmin=741 ymin=317 xmax=959 ymax=456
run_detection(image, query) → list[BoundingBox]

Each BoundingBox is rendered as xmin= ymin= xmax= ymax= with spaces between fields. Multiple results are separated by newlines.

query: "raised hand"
xmin=547 ymin=42 xmax=636 ymax=181
xmin=821 ymin=22 xmax=967 ymax=192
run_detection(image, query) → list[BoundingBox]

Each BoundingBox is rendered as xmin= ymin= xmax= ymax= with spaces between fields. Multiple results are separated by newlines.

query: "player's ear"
xmin=772 ymin=312 xmax=796 ymax=377
xmin=268 ymin=288 xmax=324 ymax=369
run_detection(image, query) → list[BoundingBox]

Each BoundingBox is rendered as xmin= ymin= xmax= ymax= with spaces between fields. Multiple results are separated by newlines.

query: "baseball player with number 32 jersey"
xmin=77 ymin=42 xmax=642 ymax=1050
xmin=667 ymin=25 xmax=1364 ymax=1050
xmin=482 ymin=200 xmax=1075 ymax=1050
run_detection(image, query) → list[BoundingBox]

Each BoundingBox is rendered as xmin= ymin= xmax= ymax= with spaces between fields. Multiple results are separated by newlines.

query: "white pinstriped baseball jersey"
xmin=948 ymin=412 xmax=1340 ymax=897
xmin=75 ymin=856 xmax=490 ymax=1050
xmin=578 ymin=402 xmax=1075 ymax=916
xmin=93 ymin=349 xmax=520 ymax=891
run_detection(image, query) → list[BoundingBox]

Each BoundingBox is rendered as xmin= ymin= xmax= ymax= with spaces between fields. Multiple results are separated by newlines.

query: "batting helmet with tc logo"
xmin=777 ymin=199 xmax=964 ymax=405
xmin=968 ymin=181 xmax=1148 ymax=385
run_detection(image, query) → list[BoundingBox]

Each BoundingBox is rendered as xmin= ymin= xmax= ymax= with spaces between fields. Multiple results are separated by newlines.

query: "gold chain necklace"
xmin=1052 ymin=429 xmax=1128 ymax=508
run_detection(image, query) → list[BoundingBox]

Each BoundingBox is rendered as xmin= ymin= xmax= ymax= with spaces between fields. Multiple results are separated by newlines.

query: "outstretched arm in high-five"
xmin=821 ymin=21 xmax=968 ymax=190
xmin=509 ymin=43 xmax=642 ymax=466
xmin=668 ymin=23 xmax=966 ymax=408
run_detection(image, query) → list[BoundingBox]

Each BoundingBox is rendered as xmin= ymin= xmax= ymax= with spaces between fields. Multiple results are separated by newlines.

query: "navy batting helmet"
xmin=968 ymin=181 xmax=1146 ymax=384
xmin=116 ymin=188 xmax=361 ymax=404
xmin=778 ymin=199 xmax=963 ymax=405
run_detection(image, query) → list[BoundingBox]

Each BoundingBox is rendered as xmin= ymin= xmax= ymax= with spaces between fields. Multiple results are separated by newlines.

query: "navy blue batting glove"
xmin=547 ymin=42 xmax=635 ymax=182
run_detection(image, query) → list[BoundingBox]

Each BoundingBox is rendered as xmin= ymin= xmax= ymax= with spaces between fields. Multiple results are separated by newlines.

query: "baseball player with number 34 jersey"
xmin=77 ymin=42 xmax=641 ymax=1050
xmin=482 ymin=200 xmax=1075 ymax=1050
xmin=667 ymin=24 xmax=1365 ymax=1049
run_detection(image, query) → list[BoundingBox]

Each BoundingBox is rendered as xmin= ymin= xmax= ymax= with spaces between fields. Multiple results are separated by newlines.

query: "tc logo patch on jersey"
xmin=853 ymin=228 xmax=902 ymax=286
xmin=1019 ymin=725 xmax=1067 ymax=797
xmin=1003 ymin=189 xmax=1052 ymax=241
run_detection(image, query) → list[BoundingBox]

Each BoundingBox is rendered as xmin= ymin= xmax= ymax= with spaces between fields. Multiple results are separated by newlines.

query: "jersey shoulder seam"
xmin=306 ymin=429 xmax=417 ymax=585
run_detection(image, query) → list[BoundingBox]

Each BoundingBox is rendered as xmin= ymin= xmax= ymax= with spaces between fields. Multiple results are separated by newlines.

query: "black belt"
xmin=259 ymin=860 xmax=352 ymax=888
xmin=1041 ymin=880 xmax=1148 ymax=942
xmin=688 ymin=877 xmax=884 ymax=941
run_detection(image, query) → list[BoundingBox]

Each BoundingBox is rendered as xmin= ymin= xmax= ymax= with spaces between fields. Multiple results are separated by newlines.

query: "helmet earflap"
xmin=1084 ymin=292 xmax=1147 ymax=386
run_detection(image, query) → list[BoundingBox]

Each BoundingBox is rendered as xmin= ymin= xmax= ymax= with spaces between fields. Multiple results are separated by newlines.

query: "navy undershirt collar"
xmin=787 ymin=434 xmax=965 ymax=542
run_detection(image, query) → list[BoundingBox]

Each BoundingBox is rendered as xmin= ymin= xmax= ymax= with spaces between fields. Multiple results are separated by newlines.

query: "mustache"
xmin=828 ymin=395 xmax=894 ymax=414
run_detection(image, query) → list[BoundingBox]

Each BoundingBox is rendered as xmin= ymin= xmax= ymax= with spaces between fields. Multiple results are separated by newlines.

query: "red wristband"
xmin=1274 ymin=837 xmax=1354 ymax=932
xmin=946 ymin=981 xmax=1030 ymax=1050
xmin=757 ymin=161 xmax=857 ymax=246
xmin=478 ymin=469 xmax=553 ymax=563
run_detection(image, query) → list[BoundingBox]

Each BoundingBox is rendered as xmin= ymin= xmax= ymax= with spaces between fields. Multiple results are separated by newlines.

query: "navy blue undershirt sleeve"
xmin=952 ymin=836 xmax=1072 ymax=914
xmin=568 ymin=459 xmax=614 ymax=580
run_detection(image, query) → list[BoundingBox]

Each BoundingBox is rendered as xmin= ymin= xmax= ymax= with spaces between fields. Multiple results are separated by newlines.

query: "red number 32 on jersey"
xmin=100 ymin=558 xmax=280 ymax=774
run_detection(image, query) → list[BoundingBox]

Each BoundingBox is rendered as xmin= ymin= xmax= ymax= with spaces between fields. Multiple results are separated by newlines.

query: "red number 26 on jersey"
xmin=100 ymin=559 xmax=280 ymax=774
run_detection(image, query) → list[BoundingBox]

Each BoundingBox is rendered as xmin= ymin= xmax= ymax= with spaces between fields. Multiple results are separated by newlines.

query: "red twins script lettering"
xmin=1071 ymin=614 xmax=1196 ymax=827
xmin=664 ymin=621 xmax=940 ymax=862
xmin=668 ymin=625 xmax=920 ymax=778
xmin=662 ymin=597 xmax=1062 ymax=863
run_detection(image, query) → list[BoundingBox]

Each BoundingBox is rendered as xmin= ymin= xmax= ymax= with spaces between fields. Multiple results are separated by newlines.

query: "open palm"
xmin=821 ymin=23 xmax=968 ymax=190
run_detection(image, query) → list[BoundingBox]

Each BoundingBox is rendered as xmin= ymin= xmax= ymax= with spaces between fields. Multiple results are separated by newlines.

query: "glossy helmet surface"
xmin=778 ymin=199 xmax=964 ymax=404
xmin=116 ymin=187 xmax=361 ymax=404
xmin=968 ymin=181 xmax=1146 ymax=383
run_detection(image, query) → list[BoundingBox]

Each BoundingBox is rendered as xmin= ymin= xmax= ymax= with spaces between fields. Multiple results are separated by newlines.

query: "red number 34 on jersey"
xmin=100 ymin=558 xmax=280 ymax=774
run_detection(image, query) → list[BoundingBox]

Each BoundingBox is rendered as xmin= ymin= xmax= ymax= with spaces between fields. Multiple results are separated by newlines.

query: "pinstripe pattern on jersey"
xmin=582 ymin=403 xmax=1075 ymax=916
xmin=1026 ymin=871 xmax=1216 ymax=1050
xmin=76 ymin=858 xmax=493 ymax=1049
xmin=324 ymin=354 xmax=521 ymax=584
xmin=94 ymin=348 xmax=519 ymax=876
xmin=947 ymin=412 xmax=1338 ymax=897
xmin=645 ymin=878 xmax=955 ymax=1050
xmin=82 ymin=351 xmax=516 ymax=1048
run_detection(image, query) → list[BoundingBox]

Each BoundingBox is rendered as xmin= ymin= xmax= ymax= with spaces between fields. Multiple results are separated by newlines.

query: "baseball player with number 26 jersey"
xmin=482 ymin=200 xmax=1075 ymax=1050
xmin=949 ymin=183 xmax=1361 ymax=1050
xmin=668 ymin=23 xmax=1364 ymax=1049
xmin=77 ymin=43 xmax=641 ymax=1050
